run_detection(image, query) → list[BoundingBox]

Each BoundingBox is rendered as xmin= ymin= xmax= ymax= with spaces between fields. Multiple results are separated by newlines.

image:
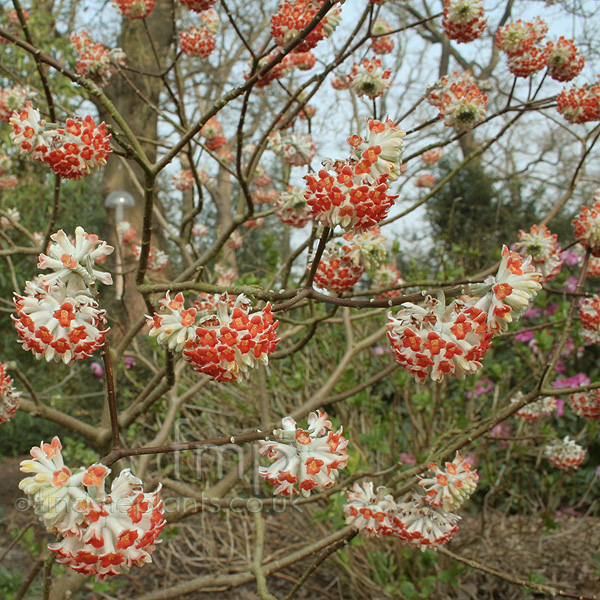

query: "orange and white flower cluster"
xmin=569 ymin=390 xmax=600 ymax=420
xmin=442 ymin=0 xmax=487 ymax=44
xmin=345 ymin=452 xmax=477 ymax=550
xmin=270 ymin=0 xmax=341 ymax=53
xmin=305 ymin=118 xmax=403 ymax=232
xmin=546 ymin=37 xmax=585 ymax=82
xmin=179 ymin=0 xmax=217 ymax=12
xmin=131 ymin=243 xmax=169 ymax=272
xmin=370 ymin=19 xmax=394 ymax=55
xmin=511 ymin=392 xmax=557 ymax=421
xmin=179 ymin=26 xmax=216 ymax=58
xmin=19 ymin=437 xmax=165 ymax=579
xmin=496 ymin=18 xmax=549 ymax=78
xmin=513 ymin=224 xmax=562 ymax=282
xmin=70 ymin=31 xmax=126 ymax=87
xmin=14 ymin=227 xmax=113 ymax=364
xmin=373 ymin=263 xmax=404 ymax=299
xmin=0 ymin=85 xmax=34 ymax=123
xmin=268 ymin=131 xmax=316 ymax=166
xmin=173 ymin=169 xmax=195 ymax=191
xmin=427 ymin=71 xmax=487 ymax=131
xmin=200 ymin=117 xmax=227 ymax=151
xmin=275 ymin=186 xmax=312 ymax=228
xmin=573 ymin=199 xmax=600 ymax=255
xmin=314 ymin=228 xmax=387 ymax=294
xmin=544 ymin=436 xmax=587 ymax=469
xmin=10 ymin=105 xmax=111 ymax=180
xmin=557 ymin=78 xmax=600 ymax=124
xmin=0 ymin=153 xmax=18 ymax=189
xmin=148 ymin=293 xmax=279 ymax=382
xmin=578 ymin=295 xmax=600 ymax=344
xmin=113 ymin=0 xmax=154 ymax=19
xmin=348 ymin=58 xmax=391 ymax=99
xmin=0 ymin=362 xmax=20 ymax=424
xmin=259 ymin=410 xmax=348 ymax=496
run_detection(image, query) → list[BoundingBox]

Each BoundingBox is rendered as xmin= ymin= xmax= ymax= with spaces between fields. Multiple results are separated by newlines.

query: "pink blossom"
xmin=555 ymin=399 xmax=565 ymax=417
xmin=90 ymin=362 xmax=104 ymax=377
xmin=400 ymin=453 xmax=416 ymax=465
xmin=523 ymin=306 xmax=542 ymax=320
xmin=564 ymin=276 xmax=579 ymax=292
xmin=514 ymin=330 xmax=534 ymax=343
xmin=545 ymin=303 xmax=559 ymax=316
xmin=560 ymin=249 xmax=579 ymax=266
xmin=552 ymin=373 xmax=591 ymax=389
xmin=124 ymin=356 xmax=136 ymax=369
xmin=466 ymin=377 xmax=494 ymax=399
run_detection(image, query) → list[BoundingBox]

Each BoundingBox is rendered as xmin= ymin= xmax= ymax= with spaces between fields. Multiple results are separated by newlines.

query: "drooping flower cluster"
xmin=573 ymin=200 xmax=600 ymax=255
xmin=442 ymin=0 xmax=487 ymax=44
xmin=557 ymin=78 xmax=600 ymax=124
xmin=370 ymin=19 xmax=394 ymax=55
xmin=569 ymin=390 xmax=600 ymax=420
xmin=179 ymin=26 xmax=217 ymax=58
xmin=270 ymin=0 xmax=342 ymax=53
xmin=511 ymin=392 xmax=557 ymax=421
xmin=343 ymin=483 xmax=398 ymax=537
xmin=496 ymin=18 xmax=549 ymax=78
xmin=387 ymin=295 xmax=492 ymax=382
xmin=427 ymin=71 xmax=487 ymax=131
xmin=268 ymin=131 xmax=316 ymax=166
xmin=70 ymin=31 xmax=126 ymax=86
xmin=148 ymin=293 xmax=279 ymax=382
xmin=173 ymin=169 xmax=194 ymax=191
xmin=275 ymin=186 xmax=312 ymax=228
xmin=513 ymin=224 xmax=562 ymax=282
xmin=470 ymin=245 xmax=543 ymax=334
xmin=578 ymin=294 xmax=600 ymax=344
xmin=258 ymin=410 xmax=348 ymax=496
xmin=348 ymin=58 xmax=391 ymax=99
xmin=0 ymin=362 xmax=20 ymax=424
xmin=19 ymin=437 xmax=165 ymax=578
xmin=418 ymin=453 xmax=479 ymax=512
xmin=313 ymin=228 xmax=387 ymax=294
xmin=546 ymin=37 xmax=585 ymax=82
xmin=113 ymin=0 xmax=154 ymax=19
xmin=544 ymin=436 xmax=587 ymax=469
xmin=0 ymin=85 xmax=34 ymax=123
xmin=10 ymin=105 xmax=111 ymax=180
xmin=13 ymin=228 xmax=113 ymax=364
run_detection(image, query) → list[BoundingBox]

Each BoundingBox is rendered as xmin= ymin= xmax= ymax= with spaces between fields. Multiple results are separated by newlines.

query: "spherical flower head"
xmin=514 ymin=224 xmax=562 ymax=282
xmin=546 ymin=37 xmax=585 ymax=82
xmin=496 ymin=18 xmax=548 ymax=56
xmin=331 ymin=74 xmax=350 ymax=90
xmin=131 ymin=244 xmax=169 ymax=271
xmin=276 ymin=186 xmax=312 ymax=227
xmin=259 ymin=410 xmax=348 ymax=497
xmin=573 ymin=200 xmax=600 ymax=255
xmin=557 ymin=79 xmax=600 ymax=124
xmin=268 ymin=131 xmax=316 ymax=166
xmin=511 ymin=392 xmax=557 ymax=421
xmin=0 ymin=207 xmax=20 ymax=229
xmin=252 ymin=164 xmax=271 ymax=187
xmin=173 ymin=170 xmax=194 ymax=191
xmin=38 ymin=227 xmax=114 ymax=291
xmin=117 ymin=221 xmax=138 ymax=244
xmin=183 ymin=294 xmax=279 ymax=382
xmin=348 ymin=58 xmax=391 ymax=99
xmin=0 ymin=362 xmax=20 ymax=423
xmin=418 ymin=452 xmax=478 ymax=512
xmin=179 ymin=0 xmax=217 ymax=12
xmin=347 ymin=117 xmax=405 ymax=182
xmin=442 ymin=0 xmax=487 ymax=44
xmin=421 ymin=148 xmax=444 ymax=165
xmin=344 ymin=482 xmax=398 ymax=536
xmin=393 ymin=492 xmax=460 ymax=550
xmin=370 ymin=19 xmax=394 ymax=55
xmin=13 ymin=278 xmax=109 ymax=364
xmin=0 ymin=85 xmax=34 ymax=123
xmin=179 ymin=27 xmax=216 ymax=58
xmin=506 ymin=44 xmax=550 ymax=78
xmin=544 ymin=436 xmax=586 ymax=469
xmin=373 ymin=263 xmax=404 ymax=299
xmin=200 ymin=117 xmax=222 ymax=140
xmin=387 ymin=294 xmax=492 ymax=382
xmin=578 ymin=294 xmax=600 ymax=344
xmin=200 ymin=9 xmax=221 ymax=35
xmin=569 ymin=390 xmax=600 ymax=420
xmin=471 ymin=245 xmax=542 ymax=334
xmin=416 ymin=173 xmax=436 ymax=188
xmin=113 ymin=0 xmax=154 ymax=18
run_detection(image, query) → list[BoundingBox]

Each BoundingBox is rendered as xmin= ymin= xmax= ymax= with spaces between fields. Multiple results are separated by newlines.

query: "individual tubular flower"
xmin=416 ymin=173 xmax=436 ymax=188
xmin=513 ymin=224 xmax=562 ymax=282
xmin=394 ymin=493 xmax=460 ymax=550
xmin=258 ymin=410 xmax=348 ymax=497
xmin=544 ymin=436 xmax=587 ymax=469
xmin=131 ymin=245 xmax=169 ymax=271
xmin=0 ymin=363 xmax=20 ymax=423
xmin=305 ymin=159 xmax=398 ymax=232
xmin=344 ymin=482 xmax=398 ymax=537
xmin=569 ymin=390 xmax=600 ymax=420
xmin=370 ymin=19 xmax=394 ymax=55
xmin=442 ymin=0 xmax=487 ymax=44
xmin=348 ymin=58 xmax=391 ymax=99
xmin=19 ymin=438 xmax=165 ymax=579
xmin=268 ymin=131 xmax=316 ymax=166
xmin=511 ymin=392 xmax=557 ymax=421
xmin=373 ymin=263 xmax=404 ymax=299
xmin=546 ymin=37 xmax=585 ymax=82
xmin=421 ymin=148 xmax=444 ymax=165
xmin=573 ymin=200 xmax=600 ymax=255
xmin=179 ymin=0 xmax=217 ymax=11
xmin=113 ymin=0 xmax=154 ymax=18
xmin=557 ymin=78 xmax=600 ymax=124
xmin=387 ymin=295 xmax=492 ymax=382
xmin=13 ymin=279 xmax=108 ymax=364
xmin=173 ymin=170 xmax=194 ymax=191
xmin=427 ymin=71 xmax=487 ymax=131
xmin=37 ymin=227 xmax=114 ymax=291
xmin=270 ymin=0 xmax=342 ymax=53
xmin=182 ymin=294 xmax=279 ymax=382
xmin=347 ymin=117 xmax=405 ymax=182
xmin=578 ymin=294 xmax=600 ymax=344
xmin=418 ymin=453 xmax=478 ymax=512
xmin=470 ymin=245 xmax=542 ymax=334
xmin=276 ymin=186 xmax=312 ymax=228
xmin=147 ymin=292 xmax=198 ymax=353
xmin=179 ymin=27 xmax=216 ymax=58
